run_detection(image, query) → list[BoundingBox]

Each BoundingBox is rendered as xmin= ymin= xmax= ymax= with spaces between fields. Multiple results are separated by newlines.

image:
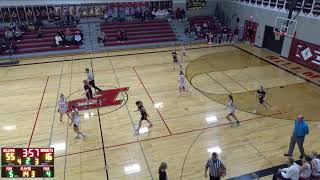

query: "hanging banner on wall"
xmin=289 ymin=38 xmax=320 ymax=72
xmin=186 ymin=0 xmax=206 ymax=10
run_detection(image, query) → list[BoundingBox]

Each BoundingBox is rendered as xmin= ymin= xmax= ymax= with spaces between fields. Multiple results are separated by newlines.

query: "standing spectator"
xmin=239 ymin=25 xmax=244 ymax=42
xmin=222 ymin=26 xmax=228 ymax=43
xmin=284 ymin=114 xmax=309 ymax=159
xmin=8 ymin=42 xmax=17 ymax=56
xmin=159 ymin=162 xmax=168 ymax=180
xmin=205 ymin=152 xmax=226 ymax=180
xmin=121 ymin=30 xmax=127 ymax=42
xmin=272 ymin=157 xmax=299 ymax=180
xmin=234 ymin=27 xmax=239 ymax=43
xmin=181 ymin=9 xmax=186 ymax=20
xmin=299 ymin=155 xmax=312 ymax=180
xmin=14 ymin=27 xmax=22 ymax=42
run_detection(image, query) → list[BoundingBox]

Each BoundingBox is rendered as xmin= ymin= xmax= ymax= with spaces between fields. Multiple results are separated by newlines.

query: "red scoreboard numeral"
xmin=22 ymin=149 xmax=40 ymax=158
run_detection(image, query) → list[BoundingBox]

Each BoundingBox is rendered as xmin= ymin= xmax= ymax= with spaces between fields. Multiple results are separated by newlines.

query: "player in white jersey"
xmin=58 ymin=94 xmax=71 ymax=122
xmin=178 ymin=71 xmax=187 ymax=96
xmin=226 ymin=95 xmax=240 ymax=126
xmin=70 ymin=106 xmax=86 ymax=139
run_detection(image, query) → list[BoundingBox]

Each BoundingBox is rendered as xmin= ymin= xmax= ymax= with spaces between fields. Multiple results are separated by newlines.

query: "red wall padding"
xmin=288 ymin=38 xmax=320 ymax=72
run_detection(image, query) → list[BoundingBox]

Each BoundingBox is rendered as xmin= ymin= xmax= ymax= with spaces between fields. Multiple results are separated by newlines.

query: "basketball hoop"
xmin=274 ymin=31 xmax=285 ymax=40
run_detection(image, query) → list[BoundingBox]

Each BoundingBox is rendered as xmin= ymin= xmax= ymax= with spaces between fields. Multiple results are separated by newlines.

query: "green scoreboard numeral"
xmin=25 ymin=157 xmax=31 ymax=165
xmin=45 ymin=171 xmax=52 ymax=177
xmin=8 ymin=170 xmax=14 ymax=177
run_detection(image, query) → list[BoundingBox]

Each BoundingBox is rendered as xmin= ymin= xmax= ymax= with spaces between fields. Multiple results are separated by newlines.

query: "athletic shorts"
xmin=141 ymin=114 xmax=147 ymax=120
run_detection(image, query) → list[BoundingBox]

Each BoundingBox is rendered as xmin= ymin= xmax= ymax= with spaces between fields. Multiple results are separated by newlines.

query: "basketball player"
xmin=178 ymin=71 xmax=187 ymax=96
xmin=82 ymin=80 xmax=98 ymax=106
xmin=85 ymin=68 xmax=102 ymax=94
xmin=69 ymin=106 xmax=86 ymax=139
xmin=253 ymin=85 xmax=269 ymax=113
xmin=226 ymin=95 xmax=240 ymax=126
xmin=181 ymin=45 xmax=187 ymax=63
xmin=58 ymin=93 xmax=71 ymax=122
xmin=172 ymin=49 xmax=181 ymax=70
xmin=134 ymin=101 xmax=153 ymax=134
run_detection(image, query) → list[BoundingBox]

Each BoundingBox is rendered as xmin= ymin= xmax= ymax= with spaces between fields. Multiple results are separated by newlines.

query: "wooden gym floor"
xmin=0 ymin=44 xmax=319 ymax=180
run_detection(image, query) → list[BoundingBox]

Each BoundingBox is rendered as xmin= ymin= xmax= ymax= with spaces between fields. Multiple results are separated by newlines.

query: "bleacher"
xmin=188 ymin=16 xmax=221 ymax=39
xmin=0 ymin=25 xmax=80 ymax=55
xmin=100 ymin=20 xmax=177 ymax=46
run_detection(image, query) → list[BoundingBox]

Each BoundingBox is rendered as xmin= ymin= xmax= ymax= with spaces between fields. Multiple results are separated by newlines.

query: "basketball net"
xmin=274 ymin=31 xmax=284 ymax=40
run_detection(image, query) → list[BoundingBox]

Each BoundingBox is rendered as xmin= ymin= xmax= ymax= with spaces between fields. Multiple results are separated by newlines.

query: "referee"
xmin=85 ymin=68 xmax=102 ymax=94
xmin=205 ymin=152 xmax=226 ymax=180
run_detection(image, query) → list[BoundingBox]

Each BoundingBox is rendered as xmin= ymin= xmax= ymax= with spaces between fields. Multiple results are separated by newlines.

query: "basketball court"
xmin=1 ymin=43 xmax=319 ymax=179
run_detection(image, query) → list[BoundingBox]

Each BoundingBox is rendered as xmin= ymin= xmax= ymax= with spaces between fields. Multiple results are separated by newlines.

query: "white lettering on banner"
xmin=311 ymin=60 xmax=320 ymax=65
xmin=301 ymin=47 xmax=313 ymax=60
xmin=315 ymin=50 xmax=320 ymax=54
xmin=317 ymin=56 xmax=320 ymax=61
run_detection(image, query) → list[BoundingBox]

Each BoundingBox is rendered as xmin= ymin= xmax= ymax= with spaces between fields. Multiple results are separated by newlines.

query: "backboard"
xmin=274 ymin=16 xmax=297 ymax=38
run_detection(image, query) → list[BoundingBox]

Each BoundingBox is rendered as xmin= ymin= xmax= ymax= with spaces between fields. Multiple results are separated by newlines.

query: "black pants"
xmin=89 ymin=80 xmax=102 ymax=92
xmin=210 ymin=176 xmax=220 ymax=180
xmin=287 ymin=135 xmax=305 ymax=157
xmin=272 ymin=171 xmax=290 ymax=180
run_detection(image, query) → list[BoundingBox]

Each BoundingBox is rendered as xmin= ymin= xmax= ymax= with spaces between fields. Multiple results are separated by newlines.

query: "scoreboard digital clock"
xmin=1 ymin=148 xmax=54 ymax=178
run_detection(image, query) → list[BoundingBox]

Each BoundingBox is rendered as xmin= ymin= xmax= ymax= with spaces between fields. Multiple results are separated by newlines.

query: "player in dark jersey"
xmin=253 ymin=86 xmax=269 ymax=113
xmin=172 ymin=49 xmax=181 ymax=70
xmin=82 ymin=80 xmax=99 ymax=107
xmin=134 ymin=101 xmax=153 ymax=134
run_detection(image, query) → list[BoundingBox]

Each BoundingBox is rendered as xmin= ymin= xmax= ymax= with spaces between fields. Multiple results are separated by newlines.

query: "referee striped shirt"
xmin=206 ymin=159 xmax=224 ymax=177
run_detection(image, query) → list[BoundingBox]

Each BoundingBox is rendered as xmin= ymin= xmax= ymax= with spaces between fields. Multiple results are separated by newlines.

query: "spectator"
xmin=54 ymin=33 xmax=63 ymax=46
xmin=284 ymin=114 xmax=309 ymax=159
xmin=37 ymin=26 xmax=45 ymax=39
xmin=195 ymin=24 xmax=202 ymax=36
xmin=203 ymin=22 xmax=209 ymax=32
xmin=311 ymin=152 xmax=320 ymax=178
xmin=239 ymin=25 xmax=244 ymax=42
xmin=299 ymin=155 xmax=312 ymax=180
xmin=159 ymin=162 xmax=168 ymax=180
xmin=14 ymin=27 xmax=22 ymax=42
xmin=11 ymin=11 xmax=18 ymax=22
xmin=116 ymin=30 xmax=122 ymax=43
xmin=74 ymin=31 xmax=83 ymax=46
xmin=181 ymin=9 xmax=186 ymax=20
xmin=121 ymin=30 xmax=127 ymax=42
xmin=8 ymin=42 xmax=17 ymax=56
xmin=8 ymin=21 xmax=16 ymax=30
xmin=64 ymin=33 xmax=74 ymax=47
xmin=57 ymin=29 xmax=65 ymax=39
xmin=222 ymin=26 xmax=228 ymax=43
xmin=184 ymin=26 xmax=192 ymax=37
xmin=5 ymin=28 xmax=13 ymax=41
xmin=205 ymin=152 xmax=226 ymax=180
xmin=234 ymin=27 xmax=239 ymax=43
xmin=272 ymin=157 xmax=299 ymax=180
xmin=27 ymin=22 xmax=36 ymax=32
xmin=98 ymin=31 xmax=107 ymax=43
xmin=175 ymin=8 xmax=181 ymax=20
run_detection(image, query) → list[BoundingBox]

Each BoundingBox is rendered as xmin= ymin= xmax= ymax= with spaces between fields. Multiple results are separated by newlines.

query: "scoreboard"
xmin=1 ymin=148 xmax=54 ymax=178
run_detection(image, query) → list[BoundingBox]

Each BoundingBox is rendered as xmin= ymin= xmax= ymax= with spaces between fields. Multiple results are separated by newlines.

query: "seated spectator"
xmin=64 ymin=33 xmax=74 ymax=47
xmin=8 ymin=22 xmax=16 ymax=30
xmin=195 ymin=24 xmax=202 ymax=36
xmin=184 ymin=26 xmax=192 ymax=37
xmin=8 ymin=41 xmax=17 ymax=56
xmin=272 ymin=157 xmax=299 ymax=180
xmin=54 ymin=33 xmax=63 ymax=46
xmin=11 ymin=11 xmax=18 ymax=22
xmin=74 ymin=31 xmax=83 ymax=46
xmin=5 ymin=28 xmax=13 ymax=41
xmin=299 ymin=155 xmax=312 ymax=180
xmin=0 ymin=38 xmax=7 ymax=54
xmin=98 ymin=31 xmax=107 ymax=43
xmin=121 ymin=30 xmax=127 ymax=42
xmin=20 ymin=21 xmax=28 ymax=32
xmin=13 ymin=27 xmax=22 ymax=42
xmin=37 ymin=27 xmax=45 ymax=39
xmin=64 ymin=28 xmax=71 ymax=35
xmin=175 ymin=8 xmax=181 ymax=20
xmin=27 ymin=22 xmax=36 ymax=32
xmin=311 ymin=152 xmax=320 ymax=179
xmin=116 ymin=31 xmax=122 ymax=42
xmin=34 ymin=19 xmax=43 ymax=30
xmin=203 ymin=22 xmax=209 ymax=32
xmin=57 ymin=29 xmax=65 ymax=39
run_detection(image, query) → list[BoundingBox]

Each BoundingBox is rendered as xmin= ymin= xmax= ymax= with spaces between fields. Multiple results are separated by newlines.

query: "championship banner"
xmin=186 ymin=0 xmax=206 ymax=10
xmin=288 ymin=38 xmax=320 ymax=72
